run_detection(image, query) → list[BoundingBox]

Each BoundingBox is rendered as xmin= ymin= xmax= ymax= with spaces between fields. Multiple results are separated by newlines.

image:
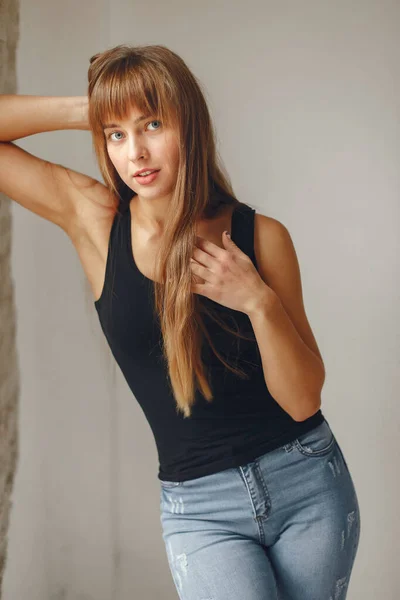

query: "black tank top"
xmin=94 ymin=200 xmax=324 ymax=482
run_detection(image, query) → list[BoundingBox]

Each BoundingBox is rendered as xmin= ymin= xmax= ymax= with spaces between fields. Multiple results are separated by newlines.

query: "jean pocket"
xmin=335 ymin=439 xmax=350 ymax=472
xmin=294 ymin=420 xmax=335 ymax=457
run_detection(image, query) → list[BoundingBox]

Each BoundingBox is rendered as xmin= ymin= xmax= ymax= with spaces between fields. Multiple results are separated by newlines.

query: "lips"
xmin=134 ymin=169 xmax=160 ymax=177
xmin=133 ymin=170 xmax=160 ymax=185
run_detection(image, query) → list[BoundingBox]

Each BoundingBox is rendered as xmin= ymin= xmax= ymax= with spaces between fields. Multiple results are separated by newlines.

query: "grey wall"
xmin=3 ymin=1 xmax=400 ymax=598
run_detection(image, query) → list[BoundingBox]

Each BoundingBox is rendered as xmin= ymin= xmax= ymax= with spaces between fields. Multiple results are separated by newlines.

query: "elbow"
xmin=292 ymin=397 xmax=322 ymax=422
xmin=293 ymin=366 xmax=325 ymax=422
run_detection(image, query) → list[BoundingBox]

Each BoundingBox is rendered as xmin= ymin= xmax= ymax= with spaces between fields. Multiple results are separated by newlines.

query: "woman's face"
xmin=103 ymin=105 xmax=180 ymax=202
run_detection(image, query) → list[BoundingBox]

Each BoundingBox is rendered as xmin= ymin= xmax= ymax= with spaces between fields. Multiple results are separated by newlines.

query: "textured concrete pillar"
xmin=0 ymin=0 xmax=21 ymax=595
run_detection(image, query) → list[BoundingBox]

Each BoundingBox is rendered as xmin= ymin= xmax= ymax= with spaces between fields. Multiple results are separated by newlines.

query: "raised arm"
xmin=0 ymin=95 xmax=108 ymax=233
xmin=0 ymin=95 xmax=89 ymax=142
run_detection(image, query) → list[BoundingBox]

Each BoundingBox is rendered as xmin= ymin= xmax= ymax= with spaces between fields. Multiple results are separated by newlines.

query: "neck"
xmin=130 ymin=195 xmax=172 ymax=235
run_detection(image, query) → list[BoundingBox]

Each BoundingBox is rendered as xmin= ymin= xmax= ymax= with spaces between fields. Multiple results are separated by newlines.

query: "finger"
xmin=191 ymin=281 xmax=205 ymax=294
xmin=195 ymin=236 xmax=225 ymax=259
xmin=191 ymin=262 xmax=211 ymax=285
xmin=192 ymin=246 xmax=213 ymax=267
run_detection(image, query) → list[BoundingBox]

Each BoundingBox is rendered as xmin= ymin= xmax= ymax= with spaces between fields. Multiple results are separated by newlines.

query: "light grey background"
xmin=3 ymin=0 xmax=400 ymax=598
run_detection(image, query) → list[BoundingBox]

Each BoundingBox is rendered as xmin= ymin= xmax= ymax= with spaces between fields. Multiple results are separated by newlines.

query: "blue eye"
xmin=106 ymin=120 xmax=162 ymax=141
xmin=147 ymin=120 xmax=162 ymax=131
xmin=108 ymin=131 xmax=123 ymax=141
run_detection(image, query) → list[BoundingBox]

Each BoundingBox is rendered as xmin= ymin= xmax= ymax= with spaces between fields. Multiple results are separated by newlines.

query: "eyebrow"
xmin=103 ymin=114 xmax=151 ymax=130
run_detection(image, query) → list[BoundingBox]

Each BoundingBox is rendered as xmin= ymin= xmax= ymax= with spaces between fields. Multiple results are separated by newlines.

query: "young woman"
xmin=0 ymin=44 xmax=360 ymax=600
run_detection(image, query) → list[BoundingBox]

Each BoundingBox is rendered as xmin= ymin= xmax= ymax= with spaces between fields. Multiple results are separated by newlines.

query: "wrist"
xmin=246 ymin=285 xmax=280 ymax=320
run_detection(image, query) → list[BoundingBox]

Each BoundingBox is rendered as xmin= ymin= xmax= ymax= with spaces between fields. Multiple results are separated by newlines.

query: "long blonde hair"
xmin=87 ymin=44 xmax=256 ymax=418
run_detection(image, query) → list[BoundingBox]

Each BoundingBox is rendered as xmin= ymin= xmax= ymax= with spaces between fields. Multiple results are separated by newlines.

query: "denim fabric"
xmin=159 ymin=418 xmax=360 ymax=600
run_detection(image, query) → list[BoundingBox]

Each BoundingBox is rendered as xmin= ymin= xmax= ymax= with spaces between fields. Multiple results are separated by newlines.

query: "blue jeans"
xmin=159 ymin=418 xmax=360 ymax=600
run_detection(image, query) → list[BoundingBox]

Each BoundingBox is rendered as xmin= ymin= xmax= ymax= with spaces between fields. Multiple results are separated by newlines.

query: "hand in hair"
xmin=190 ymin=231 xmax=276 ymax=316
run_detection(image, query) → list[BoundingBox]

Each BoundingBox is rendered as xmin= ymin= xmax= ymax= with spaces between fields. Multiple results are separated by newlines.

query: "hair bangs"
xmin=91 ymin=60 xmax=176 ymax=134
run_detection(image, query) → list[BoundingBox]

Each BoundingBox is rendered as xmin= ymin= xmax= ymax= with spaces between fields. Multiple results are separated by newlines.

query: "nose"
xmin=127 ymin=135 xmax=148 ymax=162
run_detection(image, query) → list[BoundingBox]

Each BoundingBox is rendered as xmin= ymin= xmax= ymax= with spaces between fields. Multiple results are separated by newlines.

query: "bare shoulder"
xmin=253 ymin=211 xmax=303 ymax=293
xmin=253 ymin=213 xmax=290 ymax=281
xmin=65 ymin=175 xmax=118 ymax=303
xmin=66 ymin=172 xmax=116 ymax=245
xmin=66 ymin=171 xmax=116 ymax=254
